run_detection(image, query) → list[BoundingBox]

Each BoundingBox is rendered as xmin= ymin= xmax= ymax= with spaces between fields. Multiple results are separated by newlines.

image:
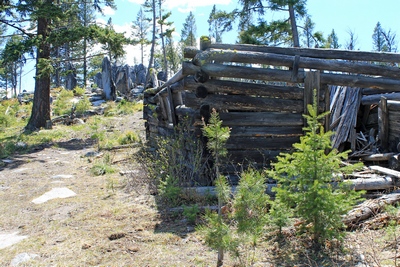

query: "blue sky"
xmin=18 ymin=0 xmax=400 ymax=93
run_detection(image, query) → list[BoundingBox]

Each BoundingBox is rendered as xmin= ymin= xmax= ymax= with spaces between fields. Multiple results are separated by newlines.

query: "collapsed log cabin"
xmin=144 ymin=39 xmax=400 ymax=186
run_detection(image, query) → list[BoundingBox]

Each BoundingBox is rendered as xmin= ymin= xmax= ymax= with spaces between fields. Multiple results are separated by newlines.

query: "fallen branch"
xmin=343 ymin=193 xmax=400 ymax=228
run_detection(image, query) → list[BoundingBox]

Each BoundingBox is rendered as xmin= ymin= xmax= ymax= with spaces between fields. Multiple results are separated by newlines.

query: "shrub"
xmin=117 ymin=130 xmax=140 ymax=145
xmin=90 ymin=153 xmax=116 ymax=176
xmin=268 ymin=93 xmax=363 ymax=249
xmin=183 ymin=204 xmax=199 ymax=225
xmin=53 ymin=89 xmax=74 ymax=116
xmin=75 ymin=96 xmax=91 ymax=116
xmin=73 ymin=86 xmax=86 ymax=97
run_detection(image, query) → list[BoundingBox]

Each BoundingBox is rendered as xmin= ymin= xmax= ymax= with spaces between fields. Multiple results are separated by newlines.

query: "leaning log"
xmin=343 ymin=193 xmax=400 ymax=228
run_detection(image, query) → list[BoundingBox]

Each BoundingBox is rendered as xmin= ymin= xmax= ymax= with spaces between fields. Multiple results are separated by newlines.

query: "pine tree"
xmin=201 ymin=109 xmax=230 ymax=267
xmin=324 ymin=29 xmax=340 ymax=49
xmin=1 ymin=0 xmax=125 ymax=130
xmin=132 ymin=7 xmax=151 ymax=65
xmin=181 ymin=11 xmax=197 ymax=47
xmin=372 ymin=22 xmax=387 ymax=52
xmin=269 ymin=93 xmax=363 ymax=249
xmin=208 ymin=5 xmax=233 ymax=43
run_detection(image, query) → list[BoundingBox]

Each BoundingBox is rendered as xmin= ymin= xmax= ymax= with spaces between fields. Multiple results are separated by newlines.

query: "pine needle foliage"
xmin=268 ymin=95 xmax=363 ymax=248
xmin=198 ymin=169 xmax=270 ymax=267
xmin=201 ymin=108 xmax=230 ymax=267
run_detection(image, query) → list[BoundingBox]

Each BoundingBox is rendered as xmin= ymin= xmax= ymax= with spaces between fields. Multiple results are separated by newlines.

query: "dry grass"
xmin=1 ymin=111 xmax=400 ymax=266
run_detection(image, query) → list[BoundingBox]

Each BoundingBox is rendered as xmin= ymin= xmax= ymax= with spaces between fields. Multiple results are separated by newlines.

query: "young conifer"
xmin=268 ymin=92 xmax=363 ymax=248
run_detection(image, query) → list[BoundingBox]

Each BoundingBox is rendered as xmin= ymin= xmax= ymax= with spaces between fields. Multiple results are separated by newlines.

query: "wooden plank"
xmin=182 ymin=62 xmax=400 ymax=91
xmin=207 ymin=44 xmax=400 ymax=63
xmin=226 ymin=136 xmax=300 ymax=150
xmin=219 ymin=112 xmax=303 ymax=126
xmin=378 ymin=97 xmax=389 ymax=150
xmin=304 ymin=70 xmax=320 ymax=117
xmin=362 ymin=92 xmax=400 ymax=105
xmin=167 ymin=86 xmax=177 ymax=126
xmin=387 ymin=100 xmax=400 ymax=109
xmin=362 ymin=153 xmax=395 ymax=161
xmin=184 ymin=92 xmax=305 ymax=113
xmin=227 ymin=149 xmax=284 ymax=163
xmin=184 ymin=78 xmax=304 ymax=100
xmin=343 ymin=193 xmax=400 ymax=227
xmin=229 ymin=125 xmax=303 ymax=137
xmin=193 ymin=50 xmax=400 ymax=79
xmin=369 ymin=165 xmax=400 ymax=178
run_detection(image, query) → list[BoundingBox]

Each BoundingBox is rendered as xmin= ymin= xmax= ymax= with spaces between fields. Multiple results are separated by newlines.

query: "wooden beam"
xmin=182 ymin=62 xmax=400 ymax=90
xmin=207 ymin=44 xmax=400 ymax=63
xmin=184 ymin=92 xmax=306 ymax=113
xmin=193 ymin=50 xmax=400 ymax=79
xmin=184 ymin=78 xmax=304 ymax=100
xmin=378 ymin=97 xmax=389 ymax=150
xmin=304 ymin=70 xmax=320 ymax=116
xmin=362 ymin=92 xmax=400 ymax=105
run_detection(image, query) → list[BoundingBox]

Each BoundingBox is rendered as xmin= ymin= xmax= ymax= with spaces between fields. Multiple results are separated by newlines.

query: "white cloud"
xmin=165 ymin=0 xmax=231 ymax=12
xmin=102 ymin=6 xmax=115 ymax=16
xmin=127 ymin=0 xmax=144 ymax=4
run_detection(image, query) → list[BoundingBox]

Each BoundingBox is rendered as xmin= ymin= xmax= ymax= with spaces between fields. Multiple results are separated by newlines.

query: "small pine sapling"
xmin=201 ymin=108 xmax=230 ymax=267
xmin=268 ymin=92 xmax=363 ymax=249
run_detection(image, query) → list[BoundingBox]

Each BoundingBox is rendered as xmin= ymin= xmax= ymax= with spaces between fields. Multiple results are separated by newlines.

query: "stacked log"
xmin=144 ymin=42 xmax=400 ymax=183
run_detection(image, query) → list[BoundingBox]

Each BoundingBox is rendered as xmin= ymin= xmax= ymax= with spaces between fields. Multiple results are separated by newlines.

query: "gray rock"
xmin=101 ymin=57 xmax=116 ymax=100
xmin=31 ymin=187 xmax=77 ymax=204
xmin=91 ymin=100 xmax=106 ymax=106
xmin=65 ymin=63 xmax=77 ymax=90
xmin=94 ymin=72 xmax=102 ymax=88
xmin=0 ymin=232 xmax=28 ymax=249
xmin=10 ymin=253 xmax=39 ymax=266
xmin=51 ymin=174 xmax=74 ymax=179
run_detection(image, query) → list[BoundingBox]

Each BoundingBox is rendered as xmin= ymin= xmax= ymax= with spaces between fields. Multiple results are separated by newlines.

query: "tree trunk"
xmin=26 ymin=8 xmax=51 ymax=131
xmin=158 ymin=0 xmax=168 ymax=80
xmin=146 ymin=0 xmax=156 ymax=88
xmin=288 ymin=4 xmax=299 ymax=47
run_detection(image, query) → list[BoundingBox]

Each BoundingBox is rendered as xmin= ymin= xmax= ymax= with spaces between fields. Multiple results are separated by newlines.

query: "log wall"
xmin=144 ymin=41 xmax=400 ymax=183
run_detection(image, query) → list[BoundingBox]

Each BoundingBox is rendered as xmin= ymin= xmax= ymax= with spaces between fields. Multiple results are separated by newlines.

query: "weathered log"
xmin=343 ymin=193 xmax=400 ymax=227
xmin=304 ymin=70 xmax=320 ymax=118
xmin=369 ymin=165 xmax=400 ymax=178
xmin=362 ymin=153 xmax=395 ymax=161
xmin=361 ymin=92 xmax=400 ymax=105
xmin=226 ymin=136 xmax=300 ymax=150
xmin=219 ymin=112 xmax=303 ymax=126
xmin=192 ymin=50 xmax=400 ymax=79
xmin=348 ymin=176 xmax=400 ymax=190
xmin=185 ymin=179 xmax=400 ymax=200
xmin=185 ymin=44 xmax=400 ymax=63
xmin=156 ymin=69 xmax=185 ymax=92
xmin=184 ymin=78 xmax=304 ymax=100
xmin=387 ymin=100 xmax=400 ymax=109
xmin=182 ymin=62 xmax=400 ymax=91
xmin=378 ymin=97 xmax=389 ymax=149
xmin=229 ymin=125 xmax=303 ymax=137
xmin=184 ymin=92 xmax=306 ymax=113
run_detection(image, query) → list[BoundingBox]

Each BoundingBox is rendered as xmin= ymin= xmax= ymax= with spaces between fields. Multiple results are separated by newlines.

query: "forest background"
xmin=1 ymin=0 xmax=399 ymax=97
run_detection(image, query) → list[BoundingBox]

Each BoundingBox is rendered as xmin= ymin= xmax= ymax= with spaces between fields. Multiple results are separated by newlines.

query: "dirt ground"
xmin=0 ymin=111 xmax=398 ymax=266
xmin=0 ymin=112 xmax=233 ymax=267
